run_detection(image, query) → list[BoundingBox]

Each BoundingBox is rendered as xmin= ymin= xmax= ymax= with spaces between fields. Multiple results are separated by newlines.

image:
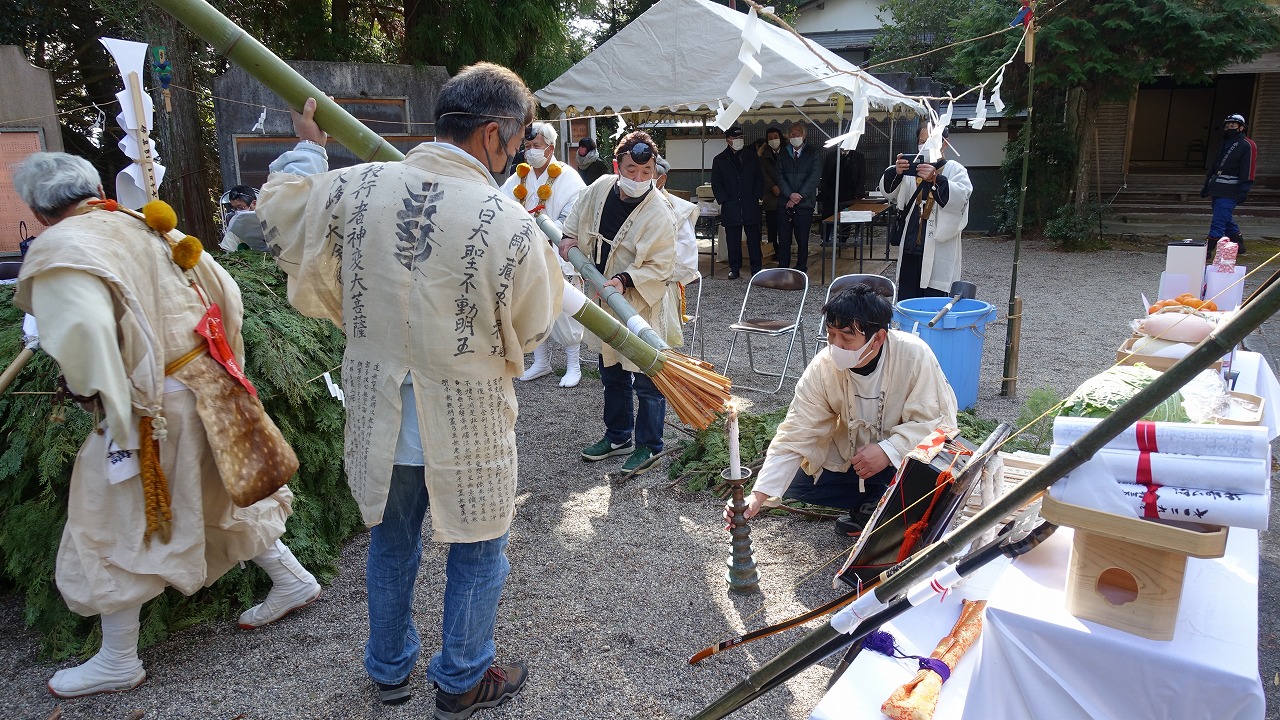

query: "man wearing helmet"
xmin=1201 ymin=114 xmax=1257 ymax=253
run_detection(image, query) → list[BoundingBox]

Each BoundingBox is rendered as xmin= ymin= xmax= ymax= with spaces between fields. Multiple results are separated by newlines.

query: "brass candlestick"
xmin=723 ymin=466 xmax=760 ymax=593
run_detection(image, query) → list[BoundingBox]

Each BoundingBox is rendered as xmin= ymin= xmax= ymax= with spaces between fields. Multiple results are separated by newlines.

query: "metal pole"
xmin=1000 ymin=18 xmax=1035 ymax=397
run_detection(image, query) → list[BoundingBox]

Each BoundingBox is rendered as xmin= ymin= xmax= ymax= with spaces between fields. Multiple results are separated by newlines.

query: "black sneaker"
xmin=727 ymin=270 xmax=741 ymax=279
xmin=835 ymin=500 xmax=878 ymax=538
xmin=375 ymin=677 xmax=411 ymax=705
xmin=435 ymin=662 xmax=527 ymax=720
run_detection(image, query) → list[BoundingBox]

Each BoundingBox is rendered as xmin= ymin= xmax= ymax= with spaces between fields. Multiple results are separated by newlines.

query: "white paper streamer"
xmin=1049 ymin=444 xmax=1267 ymax=495
xmin=251 ymin=106 xmax=267 ymax=133
xmin=101 ymin=37 xmax=165 ymax=209
xmin=990 ymin=63 xmax=1008 ymax=114
xmin=22 ymin=313 xmax=39 ymax=350
xmin=969 ymin=88 xmax=988 ymax=130
xmin=321 ymin=371 xmax=346 ymax=407
xmin=716 ymin=6 xmax=764 ymax=131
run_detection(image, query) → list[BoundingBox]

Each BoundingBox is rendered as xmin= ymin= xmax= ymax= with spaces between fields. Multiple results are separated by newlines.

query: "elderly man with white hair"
xmin=501 ymin=121 xmax=588 ymax=387
xmin=11 ymin=151 xmax=317 ymax=699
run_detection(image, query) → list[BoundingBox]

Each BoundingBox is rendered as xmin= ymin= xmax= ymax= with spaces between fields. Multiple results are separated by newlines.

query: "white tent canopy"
xmin=536 ymin=0 xmax=925 ymax=119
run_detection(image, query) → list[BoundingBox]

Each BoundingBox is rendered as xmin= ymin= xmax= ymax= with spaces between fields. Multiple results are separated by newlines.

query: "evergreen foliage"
xmin=669 ymin=407 xmax=789 ymax=493
xmin=0 ymin=253 xmax=359 ymax=658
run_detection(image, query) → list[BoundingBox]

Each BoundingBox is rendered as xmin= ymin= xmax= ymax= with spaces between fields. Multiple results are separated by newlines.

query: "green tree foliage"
xmin=0 ymin=253 xmax=359 ymax=658
xmin=870 ymin=0 xmax=972 ymax=88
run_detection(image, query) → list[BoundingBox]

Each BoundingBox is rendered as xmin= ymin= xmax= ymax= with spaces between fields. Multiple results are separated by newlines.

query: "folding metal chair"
xmin=814 ymin=273 xmax=897 ymax=356
xmin=723 ymin=268 xmax=809 ymax=393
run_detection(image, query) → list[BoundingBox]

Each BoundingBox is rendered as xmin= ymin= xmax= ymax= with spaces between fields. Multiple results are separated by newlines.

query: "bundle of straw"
xmin=151 ymin=0 xmax=731 ymax=429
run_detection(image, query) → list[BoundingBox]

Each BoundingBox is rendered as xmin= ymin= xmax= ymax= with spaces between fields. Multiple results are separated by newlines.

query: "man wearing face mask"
xmin=759 ymin=127 xmax=784 ymax=253
xmin=880 ymin=124 xmax=972 ymax=301
xmin=559 ymin=131 xmax=679 ymax=475
xmin=711 ymin=126 xmax=764 ymax=279
xmin=256 ymin=63 xmax=562 ymax=715
xmin=501 ymin=121 xmax=589 ymax=388
xmin=575 ymin=136 xmax=610 ymax=186
xmin=728 ymin=285 xmax=956 ymax=536
xmin=1201 ymin=114 xmax=1256 ymax=254
xmin=776 ymin=121 xmax=822 ymax=272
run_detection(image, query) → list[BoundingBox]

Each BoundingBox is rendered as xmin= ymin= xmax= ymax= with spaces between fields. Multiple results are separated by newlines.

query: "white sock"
xmin=559 ymin=344 xmax=582 ymax=388
xmin=518 ymin=344 xmax=552 ymax=381
xmin=238 ymin=540 xmax=321 ymax=629
xmin=48 ymin=607 xmax=146 ymax=698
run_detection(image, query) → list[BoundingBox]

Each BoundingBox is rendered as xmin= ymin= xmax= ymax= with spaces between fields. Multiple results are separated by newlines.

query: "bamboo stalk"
xmin=0 ymin=347 xmax=34 ymax=396
xmin=692 ymin=275 xmax=1280 ymax=718
xmin=150 ymin=0 xmax=732 ymax=428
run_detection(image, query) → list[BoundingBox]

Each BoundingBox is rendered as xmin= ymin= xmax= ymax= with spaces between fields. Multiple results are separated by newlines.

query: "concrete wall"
xmin=793 ymin=0 xmax=883 ymax=32
xmin=214 ymin=61 xmax=449 ymax=190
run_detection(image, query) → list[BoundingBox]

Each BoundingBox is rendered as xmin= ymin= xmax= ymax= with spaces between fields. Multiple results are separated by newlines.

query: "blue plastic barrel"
xmin=892 ymin=297 xmax=996 ymax=411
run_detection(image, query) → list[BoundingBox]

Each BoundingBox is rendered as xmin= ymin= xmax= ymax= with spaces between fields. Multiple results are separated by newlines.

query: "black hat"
xmin=578 ymin=136 xmax=597 ymax=151
xmin=725 ymin=126 xmax=744 ymax=138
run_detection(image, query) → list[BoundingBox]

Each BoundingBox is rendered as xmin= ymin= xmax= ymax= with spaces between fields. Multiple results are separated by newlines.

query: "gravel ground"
xmin=2 ymin=233 xmax=1277 ymax=719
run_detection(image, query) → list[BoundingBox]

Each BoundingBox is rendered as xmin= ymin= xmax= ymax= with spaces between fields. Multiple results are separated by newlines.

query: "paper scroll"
xmin=1052 ymin=417 xmax=1271 ymax=459
xmin=1049 ymin=444 xmax=1267 ymax=495
xmin=1116 ymin=483 xmax=1270 ymax=530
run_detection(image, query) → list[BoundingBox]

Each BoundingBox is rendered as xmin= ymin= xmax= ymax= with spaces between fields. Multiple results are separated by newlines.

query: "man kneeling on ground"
xmin=728 ymin=285 xmax=957 ymax=536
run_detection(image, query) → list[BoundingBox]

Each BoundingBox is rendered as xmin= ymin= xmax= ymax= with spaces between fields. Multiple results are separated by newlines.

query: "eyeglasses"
xmin=622 ymin=141 xmax=654 ymax=164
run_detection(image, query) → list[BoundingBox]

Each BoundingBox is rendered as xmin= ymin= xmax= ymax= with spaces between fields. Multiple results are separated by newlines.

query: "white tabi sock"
xmin=238 ymin=539 xmax=321 ymax=629
xmin=559 ymin=343 xmax=582 ymax=388
xmin=47 ymin=607 xmax=146 ymax=698
xmin=518 ymin=344 xmax=552 ymax=382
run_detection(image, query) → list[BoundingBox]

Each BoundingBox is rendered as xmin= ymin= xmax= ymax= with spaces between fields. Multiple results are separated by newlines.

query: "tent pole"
xmin=830 ymin=99 xmax=845 ymax=285
xmin=701 ymin=115 xmax=708 ymax=186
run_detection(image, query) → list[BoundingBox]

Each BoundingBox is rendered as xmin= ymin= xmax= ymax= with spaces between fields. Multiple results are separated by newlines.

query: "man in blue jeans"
xmin=727 ymin=285 xmax=957 ymax=536
xmin=257 ymin=63 xmax=562 ymax=719
xmin=1202 ymin=114 xmax=1257 ymax=254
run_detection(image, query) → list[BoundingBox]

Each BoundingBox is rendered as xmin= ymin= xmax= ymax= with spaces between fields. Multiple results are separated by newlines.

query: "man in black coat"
xmin=1201 ymin=113 xmax=1257 ymax=253
xmin=712 ymin=126 xmax=764 ymax=278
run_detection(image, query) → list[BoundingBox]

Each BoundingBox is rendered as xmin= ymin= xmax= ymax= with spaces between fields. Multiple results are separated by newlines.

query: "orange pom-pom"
xmin=547 ymin=163 xmax=563 ymax=179
xmin=516 ymin=164 xmax=531 ymax=178
xmin=103 ymin=199 xmax=118 ymax=212
xmin=537 ymin=184 xmax=553 ymax=200
xmin=142 ymin=200 xmax=178 ymax=233
xmin=172 ymin=235 xmax=203 ymax=270
xmin=513 ymin=185 xmax=529 ymax=201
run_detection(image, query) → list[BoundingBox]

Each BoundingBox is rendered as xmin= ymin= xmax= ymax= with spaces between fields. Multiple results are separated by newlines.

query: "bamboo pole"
xmin=0 ymin=347 xmax=34 ymax=396
xmin=691 ymin=273 xmax=1280 ymax=718
xmin=1001 ymin=16 xmax=1035 ymax=397
xmin=149 ymin=0 xmax=732 ymax=429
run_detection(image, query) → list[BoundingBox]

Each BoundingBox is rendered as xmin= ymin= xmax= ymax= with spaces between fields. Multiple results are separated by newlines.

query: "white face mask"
xmin=828 ymin=334 xmax=881 ymax=370
xmin=730 ymin=139 xmax=745 ymax=151
xmin=524 ymin=147 xmax=547 ymax=168
xmin=768 ymin=138 xmax=781 ymax=150
xmin=617 ymin=176 xmax=652 ymax=198
xmin=790 ymin=136 xmax=805 ymax=148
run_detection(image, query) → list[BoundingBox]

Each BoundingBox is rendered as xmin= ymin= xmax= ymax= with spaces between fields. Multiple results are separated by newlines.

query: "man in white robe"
xmin=255 ymin=63 xmax=561 ymax=717
xmin=13 ymin=152 xmax=318 ymax=699
xmin=731 ymin=285 xmax=958 ymax=535
xmin=500 ymin=121 xmax=587 ymax=387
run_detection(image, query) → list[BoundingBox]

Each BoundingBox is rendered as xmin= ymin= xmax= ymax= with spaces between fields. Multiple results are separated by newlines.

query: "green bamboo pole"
xmin=570 ymin=299 xmax=664 ymax=376
xmin=534 ymin=214 xmax=671 ymax=353
xmin=149 ymin=0 xmax=678 ymax=377
xmin=691 ymin=274 xmax=1280 ymax=718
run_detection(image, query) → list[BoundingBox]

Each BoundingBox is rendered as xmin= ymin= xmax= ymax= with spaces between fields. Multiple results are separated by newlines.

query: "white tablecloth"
xmin=812 ymin=352 xmax=1275 ymax=720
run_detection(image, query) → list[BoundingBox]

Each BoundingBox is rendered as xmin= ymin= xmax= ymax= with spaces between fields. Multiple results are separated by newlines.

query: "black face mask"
xmin=1224 ymin=128 xmax=1241 ymax=139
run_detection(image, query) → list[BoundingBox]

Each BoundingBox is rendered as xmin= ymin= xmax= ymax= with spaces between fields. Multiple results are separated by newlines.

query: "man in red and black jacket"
xmin=1202 ymin=114 xmax=1257 ymax=253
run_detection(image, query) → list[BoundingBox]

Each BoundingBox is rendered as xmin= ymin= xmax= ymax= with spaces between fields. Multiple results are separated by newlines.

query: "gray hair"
xmin=530 ymin=121 xmax=557 ymax=147
xmin=13 ymin=152 xmax=100 ymax=217
xmin=435 ymin=62 xmax=536 ymax=147
xmin=655 ymin=156 xmax=670 ymax=177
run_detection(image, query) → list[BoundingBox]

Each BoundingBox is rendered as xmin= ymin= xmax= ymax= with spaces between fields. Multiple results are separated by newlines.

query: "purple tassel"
xmin=864 ymin=629 xmax=952 ymax=683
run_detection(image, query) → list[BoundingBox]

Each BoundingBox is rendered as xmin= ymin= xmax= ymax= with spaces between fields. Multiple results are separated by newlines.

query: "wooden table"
xmin=818 ymin=200 xmax=892 ymax=283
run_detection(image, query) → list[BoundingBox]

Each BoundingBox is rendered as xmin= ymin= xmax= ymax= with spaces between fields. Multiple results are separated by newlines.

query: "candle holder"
xmin=722 ymin=466 xmax=760 ymax=593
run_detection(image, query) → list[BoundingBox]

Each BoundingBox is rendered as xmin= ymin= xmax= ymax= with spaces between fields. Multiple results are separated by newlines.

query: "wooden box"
xmin=1115 ymin=337 xmax=1221 ymax=372
xmin=1041 ymin=495 xmax=1228 ymax=641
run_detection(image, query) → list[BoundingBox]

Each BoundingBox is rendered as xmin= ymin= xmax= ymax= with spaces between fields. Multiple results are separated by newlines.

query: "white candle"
xmin=727 ymin=407 xmax=742 ymax=481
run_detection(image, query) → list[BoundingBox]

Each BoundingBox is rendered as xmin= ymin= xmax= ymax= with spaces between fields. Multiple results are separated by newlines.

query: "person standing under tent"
xmin=775 ymin=121 xmax=822 ymax=272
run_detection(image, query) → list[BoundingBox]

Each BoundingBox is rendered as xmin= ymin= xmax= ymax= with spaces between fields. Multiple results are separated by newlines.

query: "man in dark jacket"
xmin=712 ymin=126 xmax=764 ymax=278
xmin=759 ymin=127 xmax=784 ymax=253
xmin=776 ymin=121 xmax=822 ymax=272
xmin=575 ymin=136 xmax=611 ymax=186
xmin=818 ymin=147 xmax=865 ymax=246
xmin=1201 ymin=114 xmax=1257 ymax=253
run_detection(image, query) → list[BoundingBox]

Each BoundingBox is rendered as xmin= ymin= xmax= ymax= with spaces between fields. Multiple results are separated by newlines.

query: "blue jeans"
xmin=365 ymin=465 xmax=511 ymax=694
xmin=1209 ymin=196 xmax=1240 ymax=239
xmin=784 ymin=465 xmax=896 ymax=511
xmin=600 ymin=358 xmax=665 ymax=451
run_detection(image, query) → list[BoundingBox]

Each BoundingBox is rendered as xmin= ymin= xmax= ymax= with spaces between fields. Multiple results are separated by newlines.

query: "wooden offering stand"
xmin=1041 ymin=495 xmax=1228 ymax=640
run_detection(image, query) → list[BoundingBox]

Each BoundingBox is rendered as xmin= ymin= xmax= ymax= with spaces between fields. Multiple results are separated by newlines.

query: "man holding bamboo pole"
xmin=255 ymin=63 xmax=562 ymax=718
xmin=559 ymin=131 xmax=680 ymax=475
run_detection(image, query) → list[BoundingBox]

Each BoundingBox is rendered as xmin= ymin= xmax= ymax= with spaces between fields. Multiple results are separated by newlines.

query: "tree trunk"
xmin=1067 ymin=86 xmax=1100 ymax=207
xmin=151 ymin=12 xmax=220 ymax=251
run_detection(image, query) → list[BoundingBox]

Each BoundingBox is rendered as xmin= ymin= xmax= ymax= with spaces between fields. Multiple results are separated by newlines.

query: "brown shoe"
xmin=435 ymin=662 xmax=527 ymax=720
